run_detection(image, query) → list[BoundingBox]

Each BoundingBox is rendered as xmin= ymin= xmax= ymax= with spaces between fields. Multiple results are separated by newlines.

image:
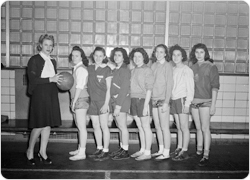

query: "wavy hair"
xmin=37 ymin=34 xmax=55 ymax=52
xmin=190 ymin=43 xmax=213 ymax=64
xmin=129 ymin=47 xmax=149 ymax=64
xmin=110 ymin=47 xmax=130 ymax=65
xmin=91 ymin=46 xmax=108 ymax=64
xmin=69 ymin=46 xmax=89 ymax=67
xmin=169 ymin=44 xmax=187 ymax=62
xmin=151 ymin=44 xmax=169 ymax=63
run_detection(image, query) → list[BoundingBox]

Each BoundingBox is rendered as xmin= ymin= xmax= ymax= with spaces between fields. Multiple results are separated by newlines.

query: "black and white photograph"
xmin=1 ymin=1 xmax=249 ymax=179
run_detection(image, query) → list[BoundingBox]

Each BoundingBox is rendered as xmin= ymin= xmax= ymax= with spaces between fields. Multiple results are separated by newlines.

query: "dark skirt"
xmin=29 ymin=83 xmax=62 ymax=128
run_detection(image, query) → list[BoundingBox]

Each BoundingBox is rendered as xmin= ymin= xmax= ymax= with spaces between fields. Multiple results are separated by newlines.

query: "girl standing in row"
xmin=68 ymin=46 xmax=89 ymax=161
xmin=190 ymin=43 xmax=220 ymax=166
xmin=87 ymin=47 xmax=113 ymax=161
xmin=150 ymin=44 xmax=174 ymax=160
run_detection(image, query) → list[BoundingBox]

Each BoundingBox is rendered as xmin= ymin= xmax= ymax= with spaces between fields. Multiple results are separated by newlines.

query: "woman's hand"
xmin=49 ymin=73 xmax=62 ymax=84
xmin=113 ymin=108 xmax=121 ymax=117
xmin=100 ymin=103 xmax=109 ymax=114
xmin=183 ymin=106 xmax=190 ymax=114
xmin=142 ymin=105 xmax=149 ymax=116
xmin=161 ymin=102 xmax=169 ymax=113
xmin=210 ymin=104 xmax=216 ymax=116
xmin=70 ymin=101 xmax=76 ymax=113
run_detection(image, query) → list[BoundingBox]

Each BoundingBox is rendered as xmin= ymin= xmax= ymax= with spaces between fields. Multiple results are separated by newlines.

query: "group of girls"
xmin=68 ymin=42 xmax=219 ymax=167
xmin=26 ymin=34 xmax=219 ymax=167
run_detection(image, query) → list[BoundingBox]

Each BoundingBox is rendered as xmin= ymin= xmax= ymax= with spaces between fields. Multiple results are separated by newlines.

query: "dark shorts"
xmin=72 ymin=97 xmax=89 ymax=110
xmin=190 ymin=101 xmax=212 ymax=109
xmin=170 ymin=97 xmax=188 ymax=114
xmin=88 ymin=100 xmax=110 ymax=115
xmin=152 ymin=99 xmax=165 ymax=108
xmin=110 ymin=96 xmax=131 ymax=113
xmin=130 ymin=98 xmax=152 ymax=117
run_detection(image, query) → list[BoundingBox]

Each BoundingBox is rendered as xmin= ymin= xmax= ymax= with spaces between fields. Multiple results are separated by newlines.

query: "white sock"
xmin=78 ymin=148 xmax=86 ymax=155
xmin=159 ymin=145 xmax=164 ymax=153
xmin=122 ymin=145 xmax=129 ymax=151
xmin=144 ymin=150 xmax=151 ymax=155
xmin=120 ymin=142 xmax=123 ymax=148
xmin=139 ymin=148 xmax=145 ymax=153
xmin=177 ymin=145 xmax=182 ymax=149
xmin=103 ymin=148 xmax=109 ymax=152
xmin=182 ymin=148 xmax=187 ymax=151
xmin=97 ymin=146 xmax=103 ymax=150
xmin=163 ymin=149 xmax=170 ymax=156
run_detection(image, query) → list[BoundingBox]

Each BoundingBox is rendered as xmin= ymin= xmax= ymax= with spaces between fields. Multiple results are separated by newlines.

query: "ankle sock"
xmin=122 ymin=145 xmax=128 ymax=151
xmin=144 ymin=150 xmax=151 ymax=155
xmin=103 ymin=148 xmax=109 ymax=153
xmin=97 ymin=146 xmax=103 ymax=150
xmin=163 ymin=149 xmax=170 ymax=156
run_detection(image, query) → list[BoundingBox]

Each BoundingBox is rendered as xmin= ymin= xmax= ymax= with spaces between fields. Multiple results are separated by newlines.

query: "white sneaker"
xmin=151 ymin=151 xmax=163 ymax=157
xmin=69 ymin=153 xmax=86 ymax=161
xmin=130 ymin=151 xmax=144 ymax=158
xmin=135 ymin=154 xmax=151 ymax=161
xmin=155 ymin=154 xmax=170 ymax=161
xmin=69 ymin=149 xmax=79 ymax=156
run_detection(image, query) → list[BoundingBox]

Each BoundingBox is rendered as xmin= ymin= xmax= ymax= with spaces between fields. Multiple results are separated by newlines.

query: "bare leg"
xmin=90 ymin=115 xmax=103 ymax=148
xmin=179 ymin=114 xmax=190 ymax=150
xmin=134 ymin=116 xmax=145 ymax=150
xmin=99 ymin=113 xmax=110 ymax=150
xmin=159 ymin=106 xmax=171 ymax=150
xmin=115 ymin=112 xmax=129 ymax=147
xmin=140 ymin=116 xmax=152 ymax=151
xmin=174 ymin=114 xmax=182 ymax=149
xmin=75 ymin=109 xmax=88 ymax=149
xmin=39 ymin=126 xmax=51 ymax=159
xmin=152 ymin=108 xmax=164 ymax=150
xmin=27 ymin=128 xmax=42 ymax=159
xmin=191 ymin=107 xmax=203 ymax=152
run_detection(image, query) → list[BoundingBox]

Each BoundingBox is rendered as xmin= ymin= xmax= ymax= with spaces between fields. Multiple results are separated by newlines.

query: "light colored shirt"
xmin=172 ymin=65 xmax=194 ymax=107
xmin=73 ymin=61 xmax=88 ymax=90
xmin=40 ymin=52 xmax=55 ymax=78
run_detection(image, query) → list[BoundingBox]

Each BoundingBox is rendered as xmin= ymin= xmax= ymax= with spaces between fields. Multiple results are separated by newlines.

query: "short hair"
xmin=169 ymin=44 xmax=187 ymax=62
xmin=37 ymin=34 xmax=55 ymax=52
xmin=151 ymin=44 xmax=169 ymax=63
xmin=130 ymin=47 xmax=149 ymax=64
xmin=190 ymin=43 xmax=213 ymax=64
xmin=110 ymin=47 xmax=130 ymax=65
xmin=91 ymin=46 xmax=108 ymax=64
xmin=69 ymin=46 xmax=89 ymax=67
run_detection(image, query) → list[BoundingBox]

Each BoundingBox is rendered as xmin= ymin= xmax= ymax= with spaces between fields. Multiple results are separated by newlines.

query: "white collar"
xmin=39 ymin=51 xmax=52 ymax=61
xmin=73 ymin=61 xmax=83 ymax=70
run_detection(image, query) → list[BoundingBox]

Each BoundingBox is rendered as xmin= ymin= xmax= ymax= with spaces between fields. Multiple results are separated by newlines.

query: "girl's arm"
xmin=183 ymin=68 xmax=195 ymax=113
xmin=210 ymin=90 xmax=218 ymax=115
xmin=100 ymin=76 xmax=112 ymax=114
xmin=143 ymin=90 xmax=152 ymax=116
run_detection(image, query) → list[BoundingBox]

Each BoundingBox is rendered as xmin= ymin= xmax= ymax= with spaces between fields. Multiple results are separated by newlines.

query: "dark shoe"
xmin=93 ymin=151 xmax=109 ymax=161
xmin=170 ymin=148 xmax=182 ymax=158
xmin=172 ymin=151 xmax=189 ymax=161
xmin=38 ymin=153 xmax=52 ymax=164
xmin=25 ymin=153 xmax=36 ymax=165
xmin=198 ymin=157 xmax=209 ymax=167
xmin=109 ymin=147 xmax=123 ymax=157
xmin=112 ymin=150 xmax=130 ymax=160
xmin=88 ymin=149 xmax=102 ymax=158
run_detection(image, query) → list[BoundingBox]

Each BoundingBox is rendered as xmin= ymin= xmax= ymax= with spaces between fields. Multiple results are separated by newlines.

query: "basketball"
xmin=57 ymin=72 xmax=74 ymax=91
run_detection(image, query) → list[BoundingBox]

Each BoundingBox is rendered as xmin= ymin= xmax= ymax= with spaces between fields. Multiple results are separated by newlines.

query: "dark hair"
xmin=151 ymin=44 xmax=169 ymax=63
xmin=190 ymin=43 xmax=213 ymax=64
xmin=110 ymin=47 xmax=130 ymax=65
xmin=130 ymin=47 xmax=149 ymax=64
xmin=91 ymin=46 xmax=108 ymax=64
xmin=169 ymin=44 xmax=187 ymax=62
xmin=37 ymin=34 xmax=55 ymax=52
xmin=69 ymin=46 xmax=89 ymax=67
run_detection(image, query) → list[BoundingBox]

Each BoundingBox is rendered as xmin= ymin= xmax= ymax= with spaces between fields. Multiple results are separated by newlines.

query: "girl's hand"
xmin=113 ymin=108 xmax=120 ymax=117
xmin=100 ymin=104 xmax=109 ymax=114
xmin=142 ymin=105 xmax=149 ymax=116
xmin=70 ymin=101 xmax=76 ymax=113
xmin=210 ymin=105 xmax=216 ymax=116
xmin=161 ymin=102 xmax=169 ymax=113
xmin=50 ymin=73 xmax=62 ymax=84
xmin=183 ymin=106 xmax=190 ymax=114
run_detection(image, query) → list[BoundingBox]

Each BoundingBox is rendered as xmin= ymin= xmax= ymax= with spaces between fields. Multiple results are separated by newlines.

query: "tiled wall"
xmin=1 ymin=70 xmax=15 ymax=119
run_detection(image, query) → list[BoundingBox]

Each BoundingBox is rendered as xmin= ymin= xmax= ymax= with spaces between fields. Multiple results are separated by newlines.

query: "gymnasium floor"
xmin=1 ymin=140 xmax=249 ymax=179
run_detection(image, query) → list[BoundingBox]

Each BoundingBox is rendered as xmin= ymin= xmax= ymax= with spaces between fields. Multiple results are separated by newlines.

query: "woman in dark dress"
xmin=26 ymin=34 xmax=62 ymax=165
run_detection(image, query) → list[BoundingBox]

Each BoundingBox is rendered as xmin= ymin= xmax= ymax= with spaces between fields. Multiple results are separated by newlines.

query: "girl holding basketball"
xmin=87 ymin=47 xmax=113 ymax=161
xmin=68 ymin=46 xmax=89 ymax=161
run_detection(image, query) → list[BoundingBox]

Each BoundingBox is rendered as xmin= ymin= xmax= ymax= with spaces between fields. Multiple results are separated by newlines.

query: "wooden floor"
xmin=1 ymin=140 xmax=249 ymax=179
